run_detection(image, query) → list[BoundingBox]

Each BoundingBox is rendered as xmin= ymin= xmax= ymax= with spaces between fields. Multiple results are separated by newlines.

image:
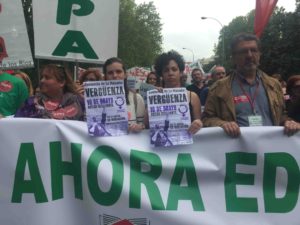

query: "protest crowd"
xmin=3 ymin=0 xmax=300 ymax=224
xmin=1 ymin=33 xmax=300 ymax=139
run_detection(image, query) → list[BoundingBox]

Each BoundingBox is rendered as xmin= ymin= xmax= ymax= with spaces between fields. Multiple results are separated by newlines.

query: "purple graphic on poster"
xmin=84 ymin=80 xmax=128 ymax=137
xmin=147 ymin=88 xmax=192 ymax=147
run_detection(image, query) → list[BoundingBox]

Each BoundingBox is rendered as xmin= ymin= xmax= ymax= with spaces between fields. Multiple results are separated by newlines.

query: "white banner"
xmin=0 ymin=0 xmax=34 ymax=69
xmin=32 ymin=0 xmax=119 ymax=63
xmin=1 ymin=118 xmax=300 ymax=225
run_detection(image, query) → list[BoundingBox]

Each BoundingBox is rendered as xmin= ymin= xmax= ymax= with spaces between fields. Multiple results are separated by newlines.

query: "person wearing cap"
xmin=202 ymin=32 xmax=300 ymax=137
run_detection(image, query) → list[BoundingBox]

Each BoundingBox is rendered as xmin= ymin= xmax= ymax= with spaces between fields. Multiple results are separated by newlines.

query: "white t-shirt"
xmin=127 ymin=91 xmax=145 ymax=125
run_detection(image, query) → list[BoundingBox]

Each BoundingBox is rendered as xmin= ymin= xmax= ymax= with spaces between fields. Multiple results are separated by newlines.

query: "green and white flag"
xmin=32 ymin=0 xmax=119 ymax=63
xmin=1 ymin=119 xmax=300 ymax=225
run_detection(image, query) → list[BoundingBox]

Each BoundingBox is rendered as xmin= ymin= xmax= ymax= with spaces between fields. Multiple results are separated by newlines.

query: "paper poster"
xmin=139 ymin=82 xmax=156 ymax=106
xmin=147 ymin=88 xmax=192 ymax=147
xmin=84 ymin=80 xmax=128 ymax=136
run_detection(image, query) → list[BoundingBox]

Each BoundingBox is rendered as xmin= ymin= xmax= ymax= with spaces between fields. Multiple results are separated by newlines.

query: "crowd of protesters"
xmin=1 ymin=32 xmax=300 ymax=136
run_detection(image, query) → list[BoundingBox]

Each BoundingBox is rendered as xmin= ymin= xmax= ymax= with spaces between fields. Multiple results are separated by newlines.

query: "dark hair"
xmin=146 ymin=71 xmax=158 ymax=85
xmin=287 ymin=75 xmax=300 ymax=96
xmin=103 ymin=57 xmax=129 ymax=104
xmin=230 ymin=33 xmax=261 ymax=55
xmin=191 ymin=68 xmax=202 ymax=76
xmin=103 ymin=57 xmax=126 ymax=75
xmin=40 ymin=64 xmax=76 ymax=94
xmin=154 ymin=50 xmax=185 ymax=77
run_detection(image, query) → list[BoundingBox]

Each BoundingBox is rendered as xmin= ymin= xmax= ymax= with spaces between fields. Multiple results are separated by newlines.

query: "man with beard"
xmin=203 ymin=33 xmax=300 ymax=137
xmin=187 ymin=68 xmax=205 ymax=104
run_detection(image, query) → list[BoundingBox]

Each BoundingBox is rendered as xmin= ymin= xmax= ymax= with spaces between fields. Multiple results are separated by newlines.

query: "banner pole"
xmin=75 ymin=60 xmax=79 ymax=81
xmin=37 ymin=58 xmax=40 ymax=82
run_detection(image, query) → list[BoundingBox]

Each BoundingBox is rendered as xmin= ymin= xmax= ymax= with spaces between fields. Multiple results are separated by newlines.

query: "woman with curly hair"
xmin=148 ymin=50 xmax=203 ymax=134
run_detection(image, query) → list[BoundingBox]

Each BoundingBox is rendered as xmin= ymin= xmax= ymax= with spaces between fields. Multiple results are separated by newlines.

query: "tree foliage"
xmin=118 ymin=0 xmax=162 ymax=68
xmin=213 ymin=1 xmax=300 ymax=79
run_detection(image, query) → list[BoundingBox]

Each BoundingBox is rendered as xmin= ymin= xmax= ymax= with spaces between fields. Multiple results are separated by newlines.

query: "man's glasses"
xmin=234 ymin=48 xmax=259 ymax=55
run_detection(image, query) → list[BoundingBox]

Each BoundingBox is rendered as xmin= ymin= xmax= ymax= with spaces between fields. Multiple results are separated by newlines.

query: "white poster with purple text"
xmin=147 ymin=88 xmax=192 ymax=147
xmin=84 ymin=80 xmax=128 ymax=137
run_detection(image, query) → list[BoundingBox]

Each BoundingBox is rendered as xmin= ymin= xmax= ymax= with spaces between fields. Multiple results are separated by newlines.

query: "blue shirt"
xmin=231 ymin=73 xmax=273 ymax=127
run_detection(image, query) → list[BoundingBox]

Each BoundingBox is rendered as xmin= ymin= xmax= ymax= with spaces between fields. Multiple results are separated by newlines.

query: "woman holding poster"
xmin=103 ymin=57 xmax=145 ymax=133
xmin=151 ymin=50 xmax=203 ymax=135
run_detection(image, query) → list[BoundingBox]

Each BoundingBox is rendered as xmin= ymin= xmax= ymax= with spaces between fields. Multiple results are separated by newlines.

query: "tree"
xmin=214 ymin=11 xmax=254 ymax=69
xmin=213 ymin=2 xmax=300 ymax=79
xmin=118 ymin=0 xmax=162 ymax=68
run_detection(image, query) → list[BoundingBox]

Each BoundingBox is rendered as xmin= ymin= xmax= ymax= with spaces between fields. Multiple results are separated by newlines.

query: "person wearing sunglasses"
xmin=15 ymin=64 xmax=85 ymax=120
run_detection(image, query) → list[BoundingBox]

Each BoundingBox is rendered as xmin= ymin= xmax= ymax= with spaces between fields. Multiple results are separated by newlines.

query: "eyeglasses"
xmin=234 ymin=48 xmax=259 ymax=55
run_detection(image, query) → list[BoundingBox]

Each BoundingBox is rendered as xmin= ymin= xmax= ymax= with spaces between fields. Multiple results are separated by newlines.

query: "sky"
xmin=135 ymin=0 xmax=296 ymax=62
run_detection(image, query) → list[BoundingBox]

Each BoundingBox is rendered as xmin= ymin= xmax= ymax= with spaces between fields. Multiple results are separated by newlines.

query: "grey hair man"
xmin=203 ymin=32 xmax=300 ymax=137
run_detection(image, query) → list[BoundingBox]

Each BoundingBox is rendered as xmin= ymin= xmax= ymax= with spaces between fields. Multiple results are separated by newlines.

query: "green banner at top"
xmin=32 ymin=0 xmax=119 ymax=63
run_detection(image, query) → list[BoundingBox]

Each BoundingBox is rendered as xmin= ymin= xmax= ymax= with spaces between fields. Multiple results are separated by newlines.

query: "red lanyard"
xmin=237 ymin=78 xmax=259 ymax=114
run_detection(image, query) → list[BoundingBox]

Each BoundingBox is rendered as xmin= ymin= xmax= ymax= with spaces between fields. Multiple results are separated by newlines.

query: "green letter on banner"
xmin=12 ymin=143 xmax=48 ymax=203
xmin=56 ymin=0 xmax=94 ymax=25
xmin=166 ymin=154 xmax=205 ymax=211
xmin=87 ymin=146 xmax=123 ymax=206
xmin=50 ymin=142 xmax=82 ymax=200
xmin=52 ymin=31 xmax=98 ymax=59
xmin=225 ymin=152 xmax=258 ymax=212
xmin=130 ymin=150 xmax=165 ymax=210
xmin=264 ymin=153 xmax=300 ymax=213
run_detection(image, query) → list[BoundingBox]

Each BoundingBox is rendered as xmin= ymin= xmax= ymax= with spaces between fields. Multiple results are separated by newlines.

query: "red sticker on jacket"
xmin=0 ymin=81 xmax=13 ymax=92
xmin=128 ymin=111 xmax=132 ymax=120
xmin=64 ymin=105 xmax=78 ymax=117
xmin=52 ymin=108 xmax=65 ymax=120
xmin=233 ymin=95 xmax=248 ymax=104
xmin=44 ymin=100 xmax=59 ymax=111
